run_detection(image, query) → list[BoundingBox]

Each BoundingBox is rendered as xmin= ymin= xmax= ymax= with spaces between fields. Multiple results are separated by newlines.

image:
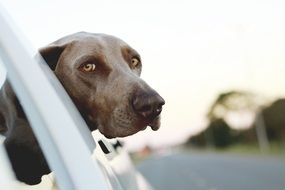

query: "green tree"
xmin=262 ymin=99 xmax=285 ymax=143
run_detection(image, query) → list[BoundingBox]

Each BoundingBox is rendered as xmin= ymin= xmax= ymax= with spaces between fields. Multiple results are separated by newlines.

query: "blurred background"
xmin=1 ymin=0 xmax=285 ymax=189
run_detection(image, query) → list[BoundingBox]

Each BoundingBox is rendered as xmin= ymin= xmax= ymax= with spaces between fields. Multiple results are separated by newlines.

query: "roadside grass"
xmin=131 ymin=142 xmax=285 ymax=165
xmin=183 ymin=142 xmax=285 ymax=156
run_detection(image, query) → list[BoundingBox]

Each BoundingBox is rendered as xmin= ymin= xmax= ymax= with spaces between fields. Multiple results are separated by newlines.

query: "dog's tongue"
xmin=149 ymin=117 xmax=161 ymax=131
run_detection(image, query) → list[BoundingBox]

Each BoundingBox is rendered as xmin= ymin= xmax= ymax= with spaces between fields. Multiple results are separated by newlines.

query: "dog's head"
xmin=40 ymin=32 xmax=165 ymax=138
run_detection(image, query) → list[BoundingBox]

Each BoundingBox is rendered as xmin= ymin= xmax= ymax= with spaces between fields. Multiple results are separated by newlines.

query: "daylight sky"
xmin=1 ymin=0 xmax=285 ymax=150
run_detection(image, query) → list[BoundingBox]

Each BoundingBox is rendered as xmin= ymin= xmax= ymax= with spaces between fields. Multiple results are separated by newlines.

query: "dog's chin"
xmin=102 ymin=125 xmax=145 ymax=139
xmin=149 ymin=116 xmax=161 ymax=131
xmin=100 ymin=129 xmax=140 ymax=139
xmin=99 ymin=121 xmax=160 ymax=139
xmin=96 ymin=115 xmax=162 ymax=139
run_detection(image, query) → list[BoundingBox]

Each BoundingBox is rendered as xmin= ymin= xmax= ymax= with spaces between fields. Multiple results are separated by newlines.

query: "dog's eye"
xmin=80 ymin=63 xmax=96 ymax=72
xmin=131 ymin=58 xmax=140 ymax=68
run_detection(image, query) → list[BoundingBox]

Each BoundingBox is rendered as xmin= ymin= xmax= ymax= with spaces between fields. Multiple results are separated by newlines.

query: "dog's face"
xmin=40 ymin=32 xmax=165 ymax=138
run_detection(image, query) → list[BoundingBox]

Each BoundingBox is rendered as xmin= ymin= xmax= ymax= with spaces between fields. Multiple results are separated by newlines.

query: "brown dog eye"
xmin=131 ymin=58 xmax=140 ymax=68
xmin=80 ymin=63 xmax=96 ymax=72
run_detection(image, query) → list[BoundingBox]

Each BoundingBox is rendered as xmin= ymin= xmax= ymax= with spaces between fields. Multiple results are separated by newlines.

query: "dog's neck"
xmin=0 ymin=81 xmax=28 ymax=135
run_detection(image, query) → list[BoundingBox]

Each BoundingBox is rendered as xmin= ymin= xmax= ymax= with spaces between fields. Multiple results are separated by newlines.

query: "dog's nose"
xmin=132 ymin=92 xmax=165 ymax=120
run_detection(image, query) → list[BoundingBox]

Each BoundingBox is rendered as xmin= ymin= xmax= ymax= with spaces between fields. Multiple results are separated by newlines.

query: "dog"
xmin=0 ymin=32 xmax=165 ymax=184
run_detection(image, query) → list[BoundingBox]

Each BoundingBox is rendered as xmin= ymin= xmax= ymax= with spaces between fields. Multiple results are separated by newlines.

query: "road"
xmin=137 ymin=152 xmax=285 ymax=190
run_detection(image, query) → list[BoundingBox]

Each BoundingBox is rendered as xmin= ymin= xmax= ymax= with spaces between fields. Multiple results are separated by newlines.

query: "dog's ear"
xmin=39 ymin=45 xmax=66 ymax=70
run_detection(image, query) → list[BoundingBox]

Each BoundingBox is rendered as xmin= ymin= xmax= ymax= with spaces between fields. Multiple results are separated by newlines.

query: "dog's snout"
xmin=132 ymin=92 xmax=165 ymax=120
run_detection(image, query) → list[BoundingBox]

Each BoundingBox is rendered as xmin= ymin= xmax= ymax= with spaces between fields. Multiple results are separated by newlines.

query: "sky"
xmin=1 ymin=0 xmax=285 ymax=151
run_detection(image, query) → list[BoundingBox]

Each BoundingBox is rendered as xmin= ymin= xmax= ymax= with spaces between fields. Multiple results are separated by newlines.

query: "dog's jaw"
xmin=149 ymin=116 xmax=161 ymax=131
xmin=97 ymin=118 xmax=144 ymax=139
